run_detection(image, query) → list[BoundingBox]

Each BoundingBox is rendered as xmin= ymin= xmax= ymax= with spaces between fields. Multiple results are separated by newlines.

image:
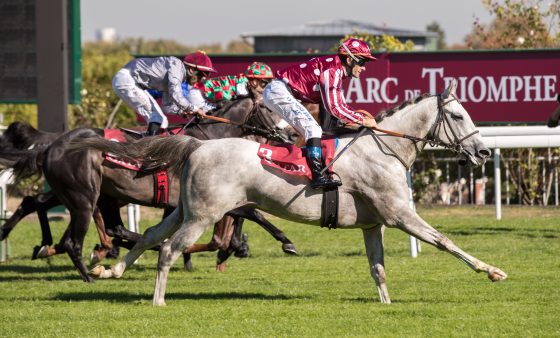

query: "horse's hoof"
xmin=282 ymin=243 xmax=298 ymax=255
xmin=82 ymin=275 xmax=95 ymax=283
xmin=31 ymin=245 xmax=49 ymax=260
xmin=234 ymin=244 xmax=250 ymax=258
xmin=488 ymin=268 xmax=508 ymax=282
xmin=88 ymin=265 xmax=106 ymax=278
xmin=0 ymin=228 xmax=8 ymax=241
xmin=90 ymin=251 xmax=104 ymax=265
xmin=183 ymin=260 xmax=193 ymax=272
xmin=106 ymin=246 xmax=120 ymax=259
xmin=216 ymin=263 xmax=226 ymax=272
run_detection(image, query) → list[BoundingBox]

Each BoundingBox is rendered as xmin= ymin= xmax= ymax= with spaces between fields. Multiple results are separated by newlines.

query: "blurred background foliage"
xmin=2 ymin=0 xmax=560 ymax=203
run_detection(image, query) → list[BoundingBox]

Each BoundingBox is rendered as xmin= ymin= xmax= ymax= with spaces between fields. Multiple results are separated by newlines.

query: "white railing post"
xmin=494 ymin=148 xmax=502 ymax=220
xmin=127 ymin=204 xmax=138 ymax=233
xmin=406 ymin=170 xmax=418 ymax=258
xmin=0 ymin=172 xmax=9 ymax=262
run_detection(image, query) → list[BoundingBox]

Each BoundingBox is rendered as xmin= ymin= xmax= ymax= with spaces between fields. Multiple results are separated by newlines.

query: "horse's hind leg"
xmin=236 ymin=209 xmax=297 ymax=255
xmin=0 ymin=192 xmax=58 ymax=244
xmin=154 ymin=219 xmax=212 ymax=306
xmin=64 ymin=209 xmax=95 ymax=282
xmin=98 ymin=206 xmax=184 ymax=279
xmin=90 ymin=207 xmax=113 ymax=265
xmin=362 ymin=225 xmax=390 ymax=304
xmin=387 ymin=208 xmax=507 ymax=282
xmin=215 ymin=216 xmax=247 ymax=272
xmin=0 ymin=195 xmax=38 ymax=240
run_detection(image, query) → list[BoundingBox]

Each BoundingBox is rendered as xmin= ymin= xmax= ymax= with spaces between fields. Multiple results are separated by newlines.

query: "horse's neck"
xmin=184 ymin=99 xmax=252 ymax=139
xmin=353 ymin=97 xmax=438 ymax=169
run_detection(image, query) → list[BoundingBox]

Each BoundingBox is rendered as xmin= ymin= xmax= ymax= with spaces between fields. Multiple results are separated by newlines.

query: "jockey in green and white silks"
xmin=112 ymin=51 xmax=216 ymax=135
xmin=263 ymin=38 xmax=378 ymax=189
xmin=194 ymin=62 xmax=275 ymax=102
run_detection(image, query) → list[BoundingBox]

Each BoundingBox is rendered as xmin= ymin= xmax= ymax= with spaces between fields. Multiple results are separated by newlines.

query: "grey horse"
xmin=77 ymin=80 xmax=508 ymax=306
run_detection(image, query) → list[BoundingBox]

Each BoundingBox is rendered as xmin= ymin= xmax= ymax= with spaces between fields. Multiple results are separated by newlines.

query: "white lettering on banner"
xmin=344 ymin=67 xmax=557 ymax=105
xmin=423 ymin=67 xmax=557 ymax=103
xmin=422 ymin=67 xmax=444 ymax=94
xmin=346 ymin=77 xmax=399 ymax=103
xmin=486 ymin=76 xmax=509 ymax=102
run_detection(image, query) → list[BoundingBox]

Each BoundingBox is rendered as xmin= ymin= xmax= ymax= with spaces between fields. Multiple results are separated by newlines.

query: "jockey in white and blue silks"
xmin=263 ymin=38 xmax=378 ymax=189
xmin=112 ymin=51 xmax=217 ymax=136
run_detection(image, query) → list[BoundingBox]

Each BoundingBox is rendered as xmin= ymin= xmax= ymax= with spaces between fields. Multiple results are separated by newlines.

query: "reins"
xmin=326 ymin=94 xmax=481 ymax=171
xmin=193 ymin=101 xmax=287 ymax=142
xmin=371 ymin=95 xmax=479 ymax=151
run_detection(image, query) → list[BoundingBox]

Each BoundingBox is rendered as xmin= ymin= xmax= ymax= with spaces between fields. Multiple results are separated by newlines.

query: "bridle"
xmin=369 ymin=94 xmax=480 ymax=169
xmin=242 ymin=101 xmax=288 ymax=143
xmin=426 ymin=94 xmax=480 ymax=154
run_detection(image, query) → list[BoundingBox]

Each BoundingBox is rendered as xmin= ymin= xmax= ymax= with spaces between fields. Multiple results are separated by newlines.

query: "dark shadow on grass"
xmin=445 ymin=227 xmax=558 ymax=239
xmin=343 ymin=296 xmax=467 ymax=304
xmin=54 ymin=291 xmax=304 ymax=303
xmin=0 ymin=264 xmax=150 ymax=282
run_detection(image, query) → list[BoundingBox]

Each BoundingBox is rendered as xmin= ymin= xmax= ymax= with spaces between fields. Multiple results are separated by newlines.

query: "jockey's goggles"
xmin=194 ymin=69 xmax=210 ymax=79
xmin=354 ymin=57 xmax=367 ymax=67
xmin=259 ymin=79 xmax=271 ymax=87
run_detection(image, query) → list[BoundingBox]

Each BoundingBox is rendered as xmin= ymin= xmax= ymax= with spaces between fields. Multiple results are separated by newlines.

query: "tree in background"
xmin=465 ymin=0 xmax=560 ymax=205
xmin=336 ymin=31 xmax=415 ymax=52
xmin=0 ymin=38 xmax=254 ymax=130
xmin=426 ymin=21 xmax=447 ymax=50
xmin=465 ymin=0 xmax=560 ymax=49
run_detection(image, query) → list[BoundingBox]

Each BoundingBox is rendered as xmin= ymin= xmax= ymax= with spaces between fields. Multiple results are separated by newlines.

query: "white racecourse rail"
xmin=426 ymin=125 xmax=560 ymax=219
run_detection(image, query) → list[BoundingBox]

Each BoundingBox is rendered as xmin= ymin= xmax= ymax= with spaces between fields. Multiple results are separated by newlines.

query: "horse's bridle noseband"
xmin=369 ymin=93 xmax=481 ymax=169
xmin=242 ymin=101 xmax=288 ymax=143
xmin=427 ymin=94 xmax=480 ymax=155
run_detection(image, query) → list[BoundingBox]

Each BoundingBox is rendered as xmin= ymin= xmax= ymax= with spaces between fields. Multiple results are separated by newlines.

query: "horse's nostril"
xmin=478 ymin=148 xmax=491 ymax=158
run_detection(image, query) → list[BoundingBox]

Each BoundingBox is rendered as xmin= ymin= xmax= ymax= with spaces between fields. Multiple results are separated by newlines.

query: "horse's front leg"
xmin=362 ymin=225 xmax=390 ymax=304
xmin=154 ymin=219 xmax=212 ymax=306
xmin=90 ymin=206 xmax=183 ymax=279
xmin=386 ymin=208 xmax=507 ymax=282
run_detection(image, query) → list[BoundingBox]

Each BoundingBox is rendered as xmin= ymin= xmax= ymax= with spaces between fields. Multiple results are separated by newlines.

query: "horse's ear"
xmin=442 ymin=79 xmax=457 ymax=99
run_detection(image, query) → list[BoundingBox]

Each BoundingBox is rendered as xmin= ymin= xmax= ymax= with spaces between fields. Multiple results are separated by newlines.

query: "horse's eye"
xmin=450 ymin=112 xmax=463 ymax=121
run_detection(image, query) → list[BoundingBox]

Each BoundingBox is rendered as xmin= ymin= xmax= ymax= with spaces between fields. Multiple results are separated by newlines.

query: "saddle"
xmin=102 ymin=128 xmax=170 ymax=207
xmin=257 ymin=136 xmax=337 ymax=179
xmin=257 ymin=136 xmax=340 ymax=229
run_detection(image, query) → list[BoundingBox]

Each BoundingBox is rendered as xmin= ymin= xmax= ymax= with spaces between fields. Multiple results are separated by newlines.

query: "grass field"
xmin=0 ymin=205 xmax=558 ymax=337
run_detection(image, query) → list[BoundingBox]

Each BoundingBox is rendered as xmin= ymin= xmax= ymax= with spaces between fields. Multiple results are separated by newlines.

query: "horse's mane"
xmin=211 ymin=97 xmax=252 ymax=116
xmin=375 ymin=93 xmax=433 ymax=123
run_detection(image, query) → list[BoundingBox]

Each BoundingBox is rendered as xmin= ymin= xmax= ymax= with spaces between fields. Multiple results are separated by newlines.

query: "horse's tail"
xmin=69 ymin=135 xmax=203 ymax=172
xmin=0 ymin=121 xmax=59 ymax=151
xmin=1 ymin=147 xmax=46 ymax=181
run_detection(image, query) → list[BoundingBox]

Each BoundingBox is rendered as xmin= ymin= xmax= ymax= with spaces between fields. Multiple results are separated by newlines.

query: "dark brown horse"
xmin=2 ymin=98 xmax=299 ymax=281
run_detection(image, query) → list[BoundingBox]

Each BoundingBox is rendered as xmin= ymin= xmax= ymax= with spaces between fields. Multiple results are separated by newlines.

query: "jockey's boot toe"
xmin=310 ymin=175 xmax=342 ymax=189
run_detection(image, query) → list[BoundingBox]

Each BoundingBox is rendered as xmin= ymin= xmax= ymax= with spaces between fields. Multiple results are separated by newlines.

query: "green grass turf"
xmin=0 ymin=205 xmax=558 ymax=337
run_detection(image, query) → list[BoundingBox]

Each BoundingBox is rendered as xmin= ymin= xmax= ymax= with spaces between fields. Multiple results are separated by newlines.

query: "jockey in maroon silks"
xmin=263 ymin=38 xmax=378 ymax=189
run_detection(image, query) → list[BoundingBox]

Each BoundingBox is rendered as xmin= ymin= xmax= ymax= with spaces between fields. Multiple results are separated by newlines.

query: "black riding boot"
xmin=306 ymin=138 xmax=341 ymax=189
xmin=146 ymin=122 xmax=161 ymax=136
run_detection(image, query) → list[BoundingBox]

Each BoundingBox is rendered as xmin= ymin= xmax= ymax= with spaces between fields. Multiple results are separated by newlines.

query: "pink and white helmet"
xmin=182 ymin=51 xmax=217 ymax=73
xmin=338 ymin=38 xmax=377 ymax=62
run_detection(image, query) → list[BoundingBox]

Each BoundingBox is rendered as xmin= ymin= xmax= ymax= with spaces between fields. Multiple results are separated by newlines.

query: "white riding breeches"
xmin=112 ymin=69 xmax=168 ymax=128
xmin=263 ymin=79 xmax=322 ymax=141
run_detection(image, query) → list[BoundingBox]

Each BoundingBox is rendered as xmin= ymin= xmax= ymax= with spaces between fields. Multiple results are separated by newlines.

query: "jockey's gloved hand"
xmin=547 ymin=117 xmax=559 ymax=128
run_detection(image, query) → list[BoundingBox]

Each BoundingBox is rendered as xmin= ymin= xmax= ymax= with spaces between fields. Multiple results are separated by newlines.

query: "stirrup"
xmin=310 ymin=176 xmax=342 ymax=189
